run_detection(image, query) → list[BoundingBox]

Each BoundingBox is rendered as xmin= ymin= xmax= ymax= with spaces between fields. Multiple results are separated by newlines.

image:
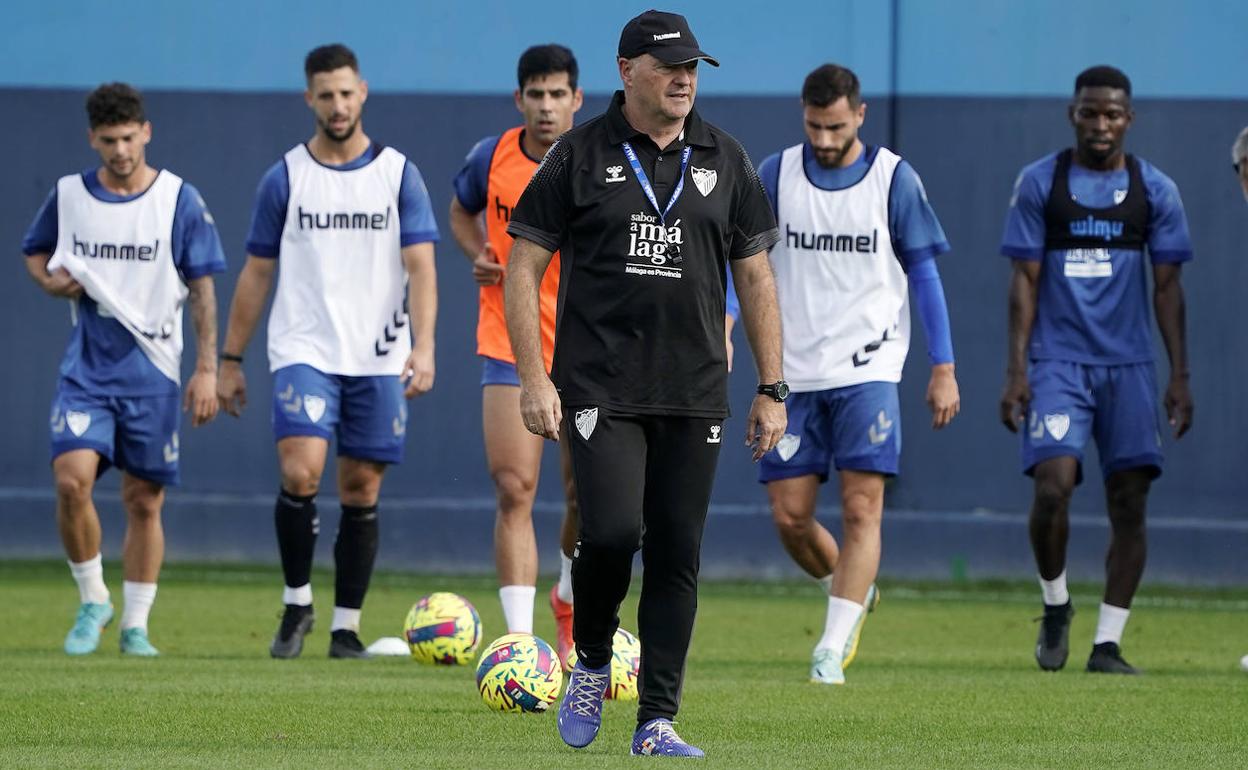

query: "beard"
xmin=319 ymin=115 xmax=359 ymax=142
xmin=813 ymin=135 xmax=856 ymax=168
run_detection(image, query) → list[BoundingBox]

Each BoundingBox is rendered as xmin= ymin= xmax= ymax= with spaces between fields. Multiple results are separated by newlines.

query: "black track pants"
xmin=565 ymin=406 xmax=724 ymax=724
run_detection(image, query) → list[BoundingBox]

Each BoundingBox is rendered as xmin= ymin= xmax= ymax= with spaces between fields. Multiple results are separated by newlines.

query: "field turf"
xmin=1 ymin=559 xmax=1245 ymax=769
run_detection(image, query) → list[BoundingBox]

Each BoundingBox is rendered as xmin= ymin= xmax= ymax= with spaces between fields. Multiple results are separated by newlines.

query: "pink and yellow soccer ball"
xmin=566 ymin=627 xmax=641 ymax=701
xmin=475 ymin=633 xmax=564 ymax=713
xmin=403 ymin=592 xmax=481 ymax=665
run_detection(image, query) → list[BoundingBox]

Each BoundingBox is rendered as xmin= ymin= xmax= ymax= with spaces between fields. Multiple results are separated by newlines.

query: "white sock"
xmin=500 ymin=585 xmax=536 ymax=633
xmin=557 ymin=553 xmax=574 ymax=604
xmin=331 ymin=606 xmax=361 ymax=632
xmin=68 ymin=555 xmax=109 ymax=605
xmin=816 ymin=573 xmax=834 ymax=595
xmin=283 ymin=583 xmax=313 ymax=606
xmin=815 ymin=596 xmax=864 ymax=654
xmin=120 ymin=581 xmax=157 ymax=631
xmin=1039 ymin=570 xmax=1069 ymax=606
xmin=1094 ymin=602 xmax=1130 ymax=645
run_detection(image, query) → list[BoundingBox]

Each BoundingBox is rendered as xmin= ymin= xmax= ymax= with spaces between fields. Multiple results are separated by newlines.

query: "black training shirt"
xmin=508 ymin=90 xmax=779 ymax=418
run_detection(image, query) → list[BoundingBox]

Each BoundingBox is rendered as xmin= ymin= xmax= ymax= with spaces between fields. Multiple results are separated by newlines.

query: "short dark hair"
xmin=86 ymin=83 xmax=145 ymax=129
xmin=305 ymin=44 xmax=359 ymax=79
xmin=801 ymin=64 xmax=861 ymax=108
xmin=517 ymin=44 xmax=579 ymax=90
xmin=1074 ymin=65 xmax=1132 ymax=97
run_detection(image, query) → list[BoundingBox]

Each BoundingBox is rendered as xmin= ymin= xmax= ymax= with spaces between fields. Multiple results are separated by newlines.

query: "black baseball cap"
xmin=618 ymin=10 xmax=719 ymax=67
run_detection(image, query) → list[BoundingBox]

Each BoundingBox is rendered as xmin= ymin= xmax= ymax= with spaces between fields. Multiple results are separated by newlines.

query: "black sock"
xmin=275 ymin=488 xmax=318 ymax=594
xmin=334 ymin=503 xmax=379 ymax=610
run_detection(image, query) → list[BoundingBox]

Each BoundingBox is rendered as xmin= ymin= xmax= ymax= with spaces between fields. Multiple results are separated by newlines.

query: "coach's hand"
xmin=999 ymin=372 xmax=1030 ymax=432
xmin=42 ymin=268 xmax=84 ymax=299
xmin=472 ymin=243 xmax=505 ymax=286
xmin=185 ymin=369 xmax=219 ymax=427
xmin=927 ymin=363 xmax=961 ymax=429
xmin=1164 ymin=375 xmax=1193 ymax=438
xmin=520 ymin=376 xmax=562 ymax=441
xmin=745 ymin=396 xmax=787 ymax=462
xmin=403 ymin=343 xmax=435 ymax=398
xmin=217 ymin=361 xmax=247 ymax=417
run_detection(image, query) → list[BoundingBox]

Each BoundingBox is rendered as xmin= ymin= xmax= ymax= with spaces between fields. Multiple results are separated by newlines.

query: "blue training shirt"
xmin=22 ymin=169 xmax=227 ymax=395
xmin=245 ymin=142 xmax=440 ymax=258
xmin=1000 ymin=151 xmax=1193 ymax=365
xmin=755 ymin=143 xmax=955 ymax=365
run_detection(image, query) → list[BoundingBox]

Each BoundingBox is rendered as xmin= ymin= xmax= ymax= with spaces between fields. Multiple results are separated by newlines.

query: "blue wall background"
xmin=3 ymin=1 xmax=1245 ymax=581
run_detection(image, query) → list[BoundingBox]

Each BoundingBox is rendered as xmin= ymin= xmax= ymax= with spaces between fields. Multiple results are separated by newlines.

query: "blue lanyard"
xmin=620 ymin=141 xmax=692 ymax=227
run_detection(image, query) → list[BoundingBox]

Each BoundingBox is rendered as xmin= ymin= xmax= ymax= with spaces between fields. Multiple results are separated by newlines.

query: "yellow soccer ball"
xmin=403 ymin=592 xmax=481 ymax=665
xmin=567 ymin=627 xmax=641 ymax=701
xmin=475 ymin=633 xmax=564 ymax=713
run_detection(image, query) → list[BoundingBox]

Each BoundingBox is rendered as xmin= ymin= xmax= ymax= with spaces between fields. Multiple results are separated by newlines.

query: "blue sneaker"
xmin=119 ymin=627 xmax=160 ymax=657
xmin=631 ymin=718 xmax=705 ymax=757
xmin=810 ymin=647 xmax=845 ymax=685
xmin=557 ymin=661 xmax=610 ymax=748
xmin=64 ymin=602 xmax=114 ymax=656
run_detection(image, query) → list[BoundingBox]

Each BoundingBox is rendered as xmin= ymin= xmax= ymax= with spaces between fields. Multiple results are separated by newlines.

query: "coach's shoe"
xmin=843 ymin=584 xmax=880 ymax=669
xmin=329 ymin=629 xmax=371 ymax=659
xmin=1086 ymin=642 xmax=1139 ymax=675
xmin=549 ymin=584 xmax=575 ymax=669
xmin=270 ymin=604 xmax=314 ymax=659
xmin=631 ymin=718 xmax=705 ymax=757
xmin=64 ymin=602 xmax=114 ymax=656
xmin=809 ymin=646 xmax=846 ymax=685
xmin=119 ymin=627 xmax=160 ymax=657
xmin=1035 ymin=601 xmax=1074 ymax=671
xmin=557 ymin=660 xmax=610 ymax=748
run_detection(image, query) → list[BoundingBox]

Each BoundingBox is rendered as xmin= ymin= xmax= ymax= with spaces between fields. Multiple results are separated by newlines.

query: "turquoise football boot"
xmin=810 ymin=646 xmax=846 ymax=685
xmin=64 ymin=602 xmax=114 ymax=656
xmin=843 ymin=583 xmax=880 ymax=669
xmin=119 ymin=627 xmax=160 ymax=657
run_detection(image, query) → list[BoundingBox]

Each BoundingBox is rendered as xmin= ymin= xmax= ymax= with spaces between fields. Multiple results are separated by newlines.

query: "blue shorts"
xmin=50 ymin=380 xmax=180 ymax=485
xmin=758 ymin=381 xmax=901 ymax=483
xmin=272 ymin=365 xmax=408 ymax=464
xmin=1022 ymin=360 xmax=1163 ymax=483
xmin=481 ymin=356 xmax=521 ymax=387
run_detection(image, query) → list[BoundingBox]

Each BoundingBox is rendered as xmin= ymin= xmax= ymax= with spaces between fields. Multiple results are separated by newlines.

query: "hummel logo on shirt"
xmin=605 ymin=165 xmax=626 ymax=183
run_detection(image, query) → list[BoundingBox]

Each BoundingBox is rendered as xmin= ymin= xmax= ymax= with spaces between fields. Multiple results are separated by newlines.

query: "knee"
xmin=771 ymin=501 xmax=813 ymax=543
xmin=1106 ymin=484 xmax=1147 ymax=531
xmin=493 ymin=468 xmax=537 ymax=516
xmin=1033 ymin=475 xmax=1074 ymax=520
xmin=841 ymin=488 xmax=882 ymax=534
xmin=121 ymin=485 xmax=162 ymax=522
xmin=54 ymin=470 xmax=93 ymax=509
xmin=280 ymin=462 xmax=321 ymax=498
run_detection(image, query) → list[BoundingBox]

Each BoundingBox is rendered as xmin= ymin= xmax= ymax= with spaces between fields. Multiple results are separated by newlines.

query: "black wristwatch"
xmin=757 ymin=380 xmax=790 ymax=402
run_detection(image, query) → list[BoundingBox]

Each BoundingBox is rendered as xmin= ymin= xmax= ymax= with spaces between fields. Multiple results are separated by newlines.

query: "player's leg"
xmin=269 ymin=365 xmax=336 ymax=658
xmin=482 ymin=378 xmax=545 ymax=634
xmin=328 ymin=372 xmax=406 ymax=658
xmin=1086 ymin=362 xmax=1163 ymax=674
xmin=1023 ymin=360 xmax=1092 ymax=671
xmin=50 ymin=384 xmax=116 ymax=655
xmin=762 ymin=391 xmax=840 ymax=583
xmin=810 ymin=382 xmax=897 ymax=684
xmin=631 ymin=415 xmax=720 ymax=758
xmin=551 ymin=428 xmax=579 ymax=665
xmin=558 ymin=408 xmax=645 ymax=749
xmin=110 ymin=391 xmax=180 ymax=656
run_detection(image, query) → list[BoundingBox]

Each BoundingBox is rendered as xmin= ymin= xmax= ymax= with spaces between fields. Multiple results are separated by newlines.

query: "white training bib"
xmin=770 ymin=144 xmax=910 ymax=391
xmin=49 ymin=170 xmax=186 ymax=384
xmin=269 ymin=144 xmax=409 ymax=376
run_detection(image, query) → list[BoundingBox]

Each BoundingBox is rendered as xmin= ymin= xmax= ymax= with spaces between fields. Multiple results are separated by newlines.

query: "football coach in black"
xmin=504 ymin=9 xmax=787 ymax=758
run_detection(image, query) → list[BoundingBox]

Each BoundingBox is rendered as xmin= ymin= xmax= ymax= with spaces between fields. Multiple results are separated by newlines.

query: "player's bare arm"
xmin=724 ymin=312 xmax=736 ymax=372
xmin=927 ymin=362 xmax=960 ymax=429
xmin=1153 ymin=262 xmax=1192 ymax=437
xmin=1001 ymin=259 xmax=1040 ymax=432
xmin=402 ymin=241 xmax=437 ymax=397
xmin=216 ymin=255 xmax=276 ymax=417
xmin=24 ymin=253 xmax=83 ymax=299
xmin=504 ymin=236 xmax=560 ymax=441
xmin=730 ymin=251 xmax=787 ymax=460
xmin=184 ymin=275 xmax=220 ymax=427
xmin=448 ymin=197 xmax=504 ymax=286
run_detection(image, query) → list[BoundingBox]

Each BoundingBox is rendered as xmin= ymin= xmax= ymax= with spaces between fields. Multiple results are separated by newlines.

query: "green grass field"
xmin=1 ymin=560 xmax=1245 ymax=769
